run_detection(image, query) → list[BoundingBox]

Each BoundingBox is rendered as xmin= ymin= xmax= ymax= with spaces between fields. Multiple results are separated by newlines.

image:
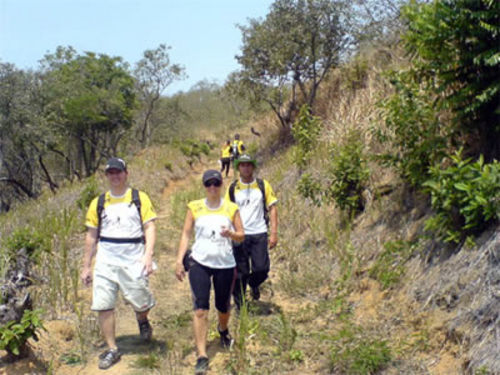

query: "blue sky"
xmin=0 ymin=0 xmax=274 ymax=94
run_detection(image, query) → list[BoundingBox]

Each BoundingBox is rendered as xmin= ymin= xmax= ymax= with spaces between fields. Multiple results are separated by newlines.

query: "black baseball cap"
xmin=202 ymin=169 xmax=222 ymax=184
xmin=105 ymin=157 xmax=127 ymax=172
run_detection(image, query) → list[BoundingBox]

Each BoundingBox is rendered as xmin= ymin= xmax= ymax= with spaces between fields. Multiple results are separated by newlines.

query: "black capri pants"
xmin=189 ymin=261 xmax=236 ymax=313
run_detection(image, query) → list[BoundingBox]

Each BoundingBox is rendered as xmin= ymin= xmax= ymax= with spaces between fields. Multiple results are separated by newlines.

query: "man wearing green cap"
xmin=226 ymin=154 xmax=278 ymax=309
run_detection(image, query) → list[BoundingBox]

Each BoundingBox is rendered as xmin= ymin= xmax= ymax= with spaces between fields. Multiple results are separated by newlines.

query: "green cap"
xmin=235 ymin=154 xmax=257 ymax=169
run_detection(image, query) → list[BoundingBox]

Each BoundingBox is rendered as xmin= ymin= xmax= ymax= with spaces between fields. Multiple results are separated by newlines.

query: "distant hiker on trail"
xmin=175 ymin=169 xmax=244 ymax=375
xmin=81 ymin=157 xmax=157 ymax=370
xmin=231 ymin=133 xmax=245 ymax=161
xmin=226 ymin=154 xmax=278 ymax=310
xmin=220 ymin=139 xmax=232 ymax=177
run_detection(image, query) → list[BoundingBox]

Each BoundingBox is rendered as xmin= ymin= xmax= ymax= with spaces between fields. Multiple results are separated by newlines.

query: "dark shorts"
xmin=188 ymin=261 xmax=236 ymax=313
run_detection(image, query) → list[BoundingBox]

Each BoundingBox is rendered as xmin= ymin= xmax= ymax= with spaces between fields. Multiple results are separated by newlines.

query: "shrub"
xmin=0 ymin=309 xmax=45 ymax=357
xmin=292 ymin=104 xmax=322 ymax=168
xmin=375 ymin=70 xmax=449 ymax=187
xmin=423 ymin=150 xmax=500 ymax=243
xmin=327 ymin=132 xmax=370 ymax=215
xmin=76 ymin=177 xmax=99 ymax=210
xmin=3 ymin=227 xmax=51 ymax=261
xmin=330 ymin=324 xmax=392 ymax=374
xmin=297 ymin=173 xmax=323 ymax=206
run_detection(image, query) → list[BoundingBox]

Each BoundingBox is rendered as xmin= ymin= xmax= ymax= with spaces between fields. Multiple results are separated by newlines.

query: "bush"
xmin=423 ymin=150 xmax=500 ymax=244
xmin=292 ymin=104 xmax=322 ymax=168
xmin=375 ymin=70 xmax=449 ymax=187
xmin=327 ymin=133 xmax=370 ymax=215
xmin=297 ymin=173 xmax=323 ymax=206
xmin=0 ymin=309 xmax=45 ymax=357
xmin=330 ymin=323 xmax=391 ymax=374
xmin=76 ymin=177 xmax=99 ymax=210
xmin=3 ymin=227 xmax=51 ymax=261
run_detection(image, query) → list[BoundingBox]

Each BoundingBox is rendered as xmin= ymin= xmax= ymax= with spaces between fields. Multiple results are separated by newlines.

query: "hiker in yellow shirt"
xmin=81 ymin=157 xmax=157 ymax=370
xmin=220 ymin=140 xmax=232 ymax=177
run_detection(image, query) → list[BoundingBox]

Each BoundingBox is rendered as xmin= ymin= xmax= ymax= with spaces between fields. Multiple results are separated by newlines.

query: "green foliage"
xmin=376 ymin=70 xmax=449 ymax=187
xmin=76 ymin=177 xmax=99 ymax=210
xmin=330 ymin=324 xmax=391 ymax=374
xmin=292 ymin=105 xmax=323 ymax=168
xmin=0 ymin=309 xmax=45 ymax=356
xmin=288 ymin=349 xmax=304 ymax=362
xmin=178 ymin=139 xmax=210 ymax=163
xmin=237 ymin=0 xmax=353 ymax=127
xmin=161 ymin=310 xmax=192 ymax=329
xmin=132 ymin=352 xmax=161 ymax=369
xmin=3 ymin=227 xmax=51 ymax=261
xmin=369 ymin=240 xmax=416 ymax=289
xmin=59 ymin=351 xmax=83 ymax=365
xmin=133 ymin=44 xmax=186 ymax=147
xmin=327 ymin=133 xmax=370 ymax=215
xmin=402 ymin=0 xmax=500 ymax=160
xmin=423 ymin=150 xmax=500 ymax=243
xmin=42 ymin=47 xmax=137 ymax=177
xmin=297 ymin=173 xmax=323 ymax=206
xmin=164 ymin=161 xmax=173 ymax=172
xmin=474 ymin=366 xmax=492 ymax=375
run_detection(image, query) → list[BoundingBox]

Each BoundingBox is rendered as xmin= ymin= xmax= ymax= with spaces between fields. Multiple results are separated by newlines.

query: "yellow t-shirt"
xmin=188 ymin=198 xmax=239 ymax=268
xmin=86 ymin=188 xmax=157 ymax=266
xmin=225 ymin=179 xmax=277 ymax=235
xmin=221 ymin=145 xmax=232 ymax=158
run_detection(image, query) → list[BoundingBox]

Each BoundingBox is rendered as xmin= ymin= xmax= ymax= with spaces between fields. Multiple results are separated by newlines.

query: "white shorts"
xmin=91 ymin=262 xmax=155 ymax=312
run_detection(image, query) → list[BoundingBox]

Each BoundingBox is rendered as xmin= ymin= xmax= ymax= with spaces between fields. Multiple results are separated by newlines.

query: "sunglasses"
xmin=204 ymin=179 xmax=222 ymax=188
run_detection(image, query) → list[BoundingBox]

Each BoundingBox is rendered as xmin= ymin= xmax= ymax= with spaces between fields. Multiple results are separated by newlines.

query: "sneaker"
xmin=218 ymin=326 xmax=234 ymax=349
xmin=194 ymin=356 xmax=209 ymax=375
xmin=98 ymin=348 xmax=121 ymax=369
xmin=251 ymin=286 xmax=260 ymax=301
xmin=138 ymin=319 xmax=153 ymax=341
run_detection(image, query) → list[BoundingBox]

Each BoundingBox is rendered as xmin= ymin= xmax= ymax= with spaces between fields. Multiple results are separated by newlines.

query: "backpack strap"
xmin=97 ymin=193 xmax=106 ymax=240
xmin=229 ymin=180 xmax=237 ymax=203
xmin=256 ymin=178 xmax=269 ymax=227
xmin=131 ymin=188 xmax=145 ymax=243
xmin=96 ymin=189 xmax=144 ymax=243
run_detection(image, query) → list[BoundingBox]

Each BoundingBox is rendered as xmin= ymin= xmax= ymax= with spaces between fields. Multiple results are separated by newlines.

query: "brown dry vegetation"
xmin=1 ymin=46 xmax=499 ymax=375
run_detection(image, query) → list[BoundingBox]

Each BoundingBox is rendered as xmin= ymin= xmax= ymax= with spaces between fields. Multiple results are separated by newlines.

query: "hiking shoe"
xmin=194 ymin=356 xmax=209 ymax=375
xmin=98 ymin=348 xmax=121 ymax=369
xmin=251 ymin=286 xmax=260 ymax=301
xmin=138 ymin=319 xmax=153 ymax=341
xmin=218 ymin=326 xmax=234 ymax=349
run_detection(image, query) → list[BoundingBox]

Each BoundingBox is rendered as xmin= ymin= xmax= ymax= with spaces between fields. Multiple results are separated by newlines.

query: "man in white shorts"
xmin=80 ymin=157 xmax=157 ymax=370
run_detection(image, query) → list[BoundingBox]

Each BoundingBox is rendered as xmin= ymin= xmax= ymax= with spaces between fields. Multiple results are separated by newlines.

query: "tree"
xmin=237 ymin=0 xmax=354 ymax=129
xmin=0 ymin=63 xmax=55 ymax=205
xmin=403 ymin=0 xmax=500 ymax=161
xmin=133 ymin=44 xmax=185 ymax=146
xmin=41 ymin=48 xmax=137 ymax=176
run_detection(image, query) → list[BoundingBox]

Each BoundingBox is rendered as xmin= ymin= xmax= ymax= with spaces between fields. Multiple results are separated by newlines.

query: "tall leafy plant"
xmin=402 ymin=0 xmax=500 ymax=161
xmin=423 ymin=150 xmax=500 ymax=243
xmin=292 ymin=104 xmax=323 ymax=168
xmin=376 ymin=70 xmax=449 ymax=187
